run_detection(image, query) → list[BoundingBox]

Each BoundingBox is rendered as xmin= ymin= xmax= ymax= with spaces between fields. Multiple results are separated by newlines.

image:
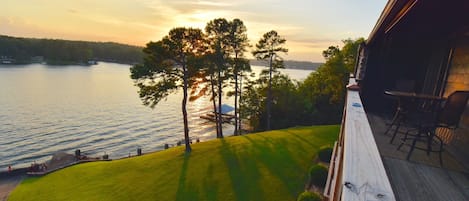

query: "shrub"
xmin=297 ymin=191 xmax=321 ymax=201
xmin=318 ymin=147 xmax=333 ymax=163
xmin=309 ymin=165 xmax=328 ymax=188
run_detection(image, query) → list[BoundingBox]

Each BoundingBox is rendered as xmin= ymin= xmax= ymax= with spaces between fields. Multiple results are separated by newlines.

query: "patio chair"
xmin=384 ymin=80 xmax=416 ymax=137
xmin=398 ymin=91 xmax=469 ymax=165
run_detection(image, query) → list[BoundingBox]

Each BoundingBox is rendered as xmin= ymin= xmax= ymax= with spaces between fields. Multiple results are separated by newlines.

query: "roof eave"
xmin=366 ymin=0 xmax=398 ymax=45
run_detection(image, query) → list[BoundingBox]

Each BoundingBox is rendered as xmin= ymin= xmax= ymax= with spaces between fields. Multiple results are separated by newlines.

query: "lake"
xmin=0 ymin=62 xmax=312 ymax=170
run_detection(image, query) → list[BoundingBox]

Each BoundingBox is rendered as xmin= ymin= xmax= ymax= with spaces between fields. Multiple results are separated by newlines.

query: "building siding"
xmin=444 ymin=45 xmax=469 ymax=167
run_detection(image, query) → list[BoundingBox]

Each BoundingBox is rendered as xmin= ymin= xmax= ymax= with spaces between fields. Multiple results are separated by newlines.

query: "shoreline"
xmin=0 ymin=168 xmax=27 ymax=201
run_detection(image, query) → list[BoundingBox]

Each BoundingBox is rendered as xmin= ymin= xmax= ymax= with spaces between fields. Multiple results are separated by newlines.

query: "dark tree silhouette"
xmin=252 ymin=30 xmax=288 ymax=130
xmin=205 ymin=18 xmax=231 ymax=138
xmin=130 ymin=27 xmax=205 ymax=153
xmin=227 ymin=19 xmax=250 ymax=135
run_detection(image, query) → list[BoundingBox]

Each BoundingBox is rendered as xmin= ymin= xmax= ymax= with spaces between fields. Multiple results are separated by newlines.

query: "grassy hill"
xmin=9 ymin=125 xmax=338 ymax=201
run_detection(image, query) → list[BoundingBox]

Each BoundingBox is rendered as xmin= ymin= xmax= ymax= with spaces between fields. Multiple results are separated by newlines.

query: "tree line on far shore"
xmin=0 ymin=35 xmax=143 ymax=65
xmin=249 ymin=59 xmax=322 ymax=70
xmin=0 ymin=35 xmax=323 ymax=69
xmin=130 ymin=17 xmax=363 ymax=153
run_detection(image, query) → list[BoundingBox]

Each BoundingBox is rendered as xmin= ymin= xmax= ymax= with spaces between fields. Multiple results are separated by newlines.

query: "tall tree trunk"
xmin=267 ymin=55 xmax=273 ymax=130
xmin=238 ymin=72 xmax=243 ymax=133
xmin=210 ymin=73 xmax=220 ymax=137
xmin=217 ymin=65 xmax=224 ymax=138
xmin=233 ymin=53 xmax=239 ymax=135
xmin=182 ymin=64 xmax=192 ymax=153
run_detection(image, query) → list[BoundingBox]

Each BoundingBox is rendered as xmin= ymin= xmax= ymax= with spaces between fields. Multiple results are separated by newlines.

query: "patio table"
xmin=383 ymin=90 xmax=444 ymax=143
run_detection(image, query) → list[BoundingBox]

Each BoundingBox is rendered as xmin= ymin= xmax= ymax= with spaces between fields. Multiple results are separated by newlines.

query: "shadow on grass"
xmin=284 ymin=130 xmax=317 ymax=147
xmin=202 ymin=162 xmax=218 ymax=201
xmin=175 ymin=152 xmax=199 ymax=201
xmin=285 ymin=128 xmax=337 ymax=149
xmin=220 ymin=139 xmax=263 ymax=201
xmin=241 ymin=135 xmax=303 ymax=198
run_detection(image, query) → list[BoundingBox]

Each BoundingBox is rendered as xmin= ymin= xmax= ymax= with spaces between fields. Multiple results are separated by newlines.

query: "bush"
xmin=309 ymin=165 xmax=328 ymax=188
xmin=297 ymin=191 xmax=321 ymax=201
xmin=318 ymin=147 xmax=333 ymax=163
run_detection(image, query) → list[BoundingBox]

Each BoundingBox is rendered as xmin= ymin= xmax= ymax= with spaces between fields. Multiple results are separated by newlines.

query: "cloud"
xmin=2 ymin=0 xmax=385 ymax=61
xmin=287 ymin=37 xmax=339 ymax=47
xmin=158 ymin=0 xmax=234 ymax=14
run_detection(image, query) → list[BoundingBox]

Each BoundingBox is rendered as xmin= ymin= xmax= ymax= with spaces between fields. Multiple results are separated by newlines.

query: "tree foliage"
xmin=227 ymin=19 xmax=250 ymax=135
xmin=130 ymin=27 xmax=205 ymax=153
xmin=205 ymin=18 xmax=231 ymax=138
xmin=299 ymin=38 xmax=365 ymax=124
xmin=0 ymin=35 xmax=142 ymax=65
xmin=242 ymin=38 xmax=364 ymax=131
xmin=203 ymin=18 xmax=251 ymax=137
xmin=252 ymin=30 xmax=288 ymax=130
xmin=241 ymin=72 xmax=304 ymax=131
xmin=129 ymin=19 xmax=364 ymax=143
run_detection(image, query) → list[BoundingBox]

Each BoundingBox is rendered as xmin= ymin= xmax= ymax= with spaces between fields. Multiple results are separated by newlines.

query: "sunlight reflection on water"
xmin=0 ymin=62 xmax=311 ymax=170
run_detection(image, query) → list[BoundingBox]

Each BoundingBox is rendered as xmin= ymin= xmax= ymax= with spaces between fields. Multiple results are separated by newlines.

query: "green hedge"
xmin=297 ymin=191 xmax=321 ymax=201
xmin=318 ymin=147 xmax=333 ymax=163
xmin=309 ymin=165 xmax=328 ymax=188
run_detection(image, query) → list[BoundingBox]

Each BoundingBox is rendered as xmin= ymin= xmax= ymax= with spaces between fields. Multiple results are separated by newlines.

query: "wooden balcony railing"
xmin=324 ymin=78 xmax=396 ymax=201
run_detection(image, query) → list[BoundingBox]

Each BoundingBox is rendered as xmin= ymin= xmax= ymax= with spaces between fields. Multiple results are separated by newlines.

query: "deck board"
xmin=367 ymin=114 xmax=466 ymax=172
xmin=367 ymin=113 xmax=469 ymax=201
xmin=384 ymin=157 xmax=469 ymax=201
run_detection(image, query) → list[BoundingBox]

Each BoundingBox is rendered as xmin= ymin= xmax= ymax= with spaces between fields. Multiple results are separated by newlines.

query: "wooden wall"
xmin=444 ymin=42 xmax=469 ymax=168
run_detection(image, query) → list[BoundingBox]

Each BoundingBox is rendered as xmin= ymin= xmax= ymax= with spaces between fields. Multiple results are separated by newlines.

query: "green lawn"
xmin=9 ymin=125 xmax=338 ymax=201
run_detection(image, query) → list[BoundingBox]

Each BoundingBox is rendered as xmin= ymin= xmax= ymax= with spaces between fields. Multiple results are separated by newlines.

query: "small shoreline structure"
xmin=0 ymin=140 xmax=195 ymax=201
xmin=199 ymin=113 xmax=235 ymax=123
xmin=26 ymin=151 xmax=109 ymax=176
xmin=199 ymin=104 xmax=236 ymax=124
xmin=3 ymin=136 xmax=206 ymax=177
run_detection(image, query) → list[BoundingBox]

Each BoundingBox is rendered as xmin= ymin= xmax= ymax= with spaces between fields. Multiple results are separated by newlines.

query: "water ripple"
xmin=0 ymin=63 xmax=309 ymax=170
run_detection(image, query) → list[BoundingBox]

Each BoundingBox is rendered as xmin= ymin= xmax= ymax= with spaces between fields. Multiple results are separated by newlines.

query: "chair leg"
xmin=426 ymin=131 xmax=432 ymax=156
xmin=384 ymin=122 xmax=394 ymax=135
xmin=385 ymin=109 xmax=401 ymax=135
xmin=397 ymin=136 xmax=404 ymax=150
xmin=390 ymin=121 xmax=401 ymax=144
xmin=439 ymin=147 xmax=443 ymax=166
xmin=406 ymin=130 xmax=421 ymax=161
xmin=403 ymin=129 xmax=410 ymax=141
xmin=435 ymin=135 xmax=444 ymax=166
xmin=397 ymin=129 xmax=411 ymax=150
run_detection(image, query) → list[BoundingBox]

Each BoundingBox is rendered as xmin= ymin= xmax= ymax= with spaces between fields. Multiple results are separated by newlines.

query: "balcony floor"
xmin=367 ymin=113 xmax=469 ymax=201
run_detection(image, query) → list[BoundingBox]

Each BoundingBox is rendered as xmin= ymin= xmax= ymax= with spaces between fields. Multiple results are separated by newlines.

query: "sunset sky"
xmin=2 ymin=0 xmax=387 ymax=62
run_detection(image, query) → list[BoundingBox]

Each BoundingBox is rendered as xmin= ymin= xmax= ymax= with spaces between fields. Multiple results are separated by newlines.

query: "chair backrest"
xmin=438 ymin=91 xmax=469 ymax=128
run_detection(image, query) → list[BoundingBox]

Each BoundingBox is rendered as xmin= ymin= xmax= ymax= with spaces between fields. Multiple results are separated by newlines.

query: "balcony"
xmin=324 ymin=78 xmax=469 ymax=201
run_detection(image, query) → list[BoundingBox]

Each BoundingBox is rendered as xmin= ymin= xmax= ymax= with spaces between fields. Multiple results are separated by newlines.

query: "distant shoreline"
xmin=0 ymin=60 xmax=137 ymax=66
xmin=249 ymin=59 xmax=322 ymax=71
xmin=1 ymin=60 xmax=322 ymax=71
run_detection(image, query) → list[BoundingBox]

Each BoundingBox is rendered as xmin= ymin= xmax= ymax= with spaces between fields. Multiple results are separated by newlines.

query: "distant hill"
xmin=0 ymin=35 xmax=143 ymax=65
xmin=0 ymin=35 xmax=323 ymax=69
xmin=250 ymin=59 xmax=323 ymax=71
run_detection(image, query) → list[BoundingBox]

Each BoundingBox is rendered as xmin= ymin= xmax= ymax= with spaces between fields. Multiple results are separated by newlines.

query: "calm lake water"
xmin=0 ymin=62 xmax=312 ymax=170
